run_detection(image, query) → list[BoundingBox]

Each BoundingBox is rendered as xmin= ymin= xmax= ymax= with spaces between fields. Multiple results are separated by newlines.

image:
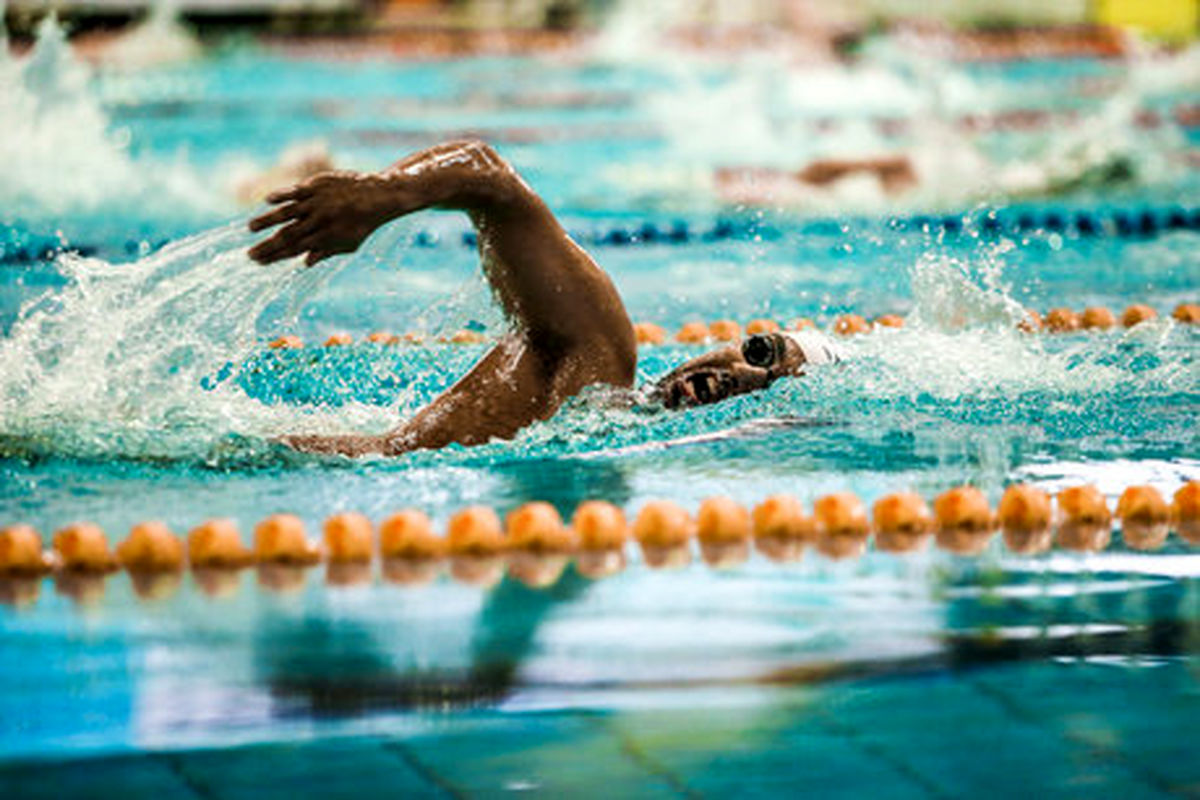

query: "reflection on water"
xmin=0 ymin=546 xmax=1195 ymax=761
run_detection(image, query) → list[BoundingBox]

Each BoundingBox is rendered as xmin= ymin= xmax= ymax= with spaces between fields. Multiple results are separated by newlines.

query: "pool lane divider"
xmin=0 ymin=482 xmax=1196 ymax=606
xmin=268 ymin=302 xmax=1200 ymax=352
xmin=466 ymin=205 xmax=1200 ymax=249
xmin=4 ymin=205 xmax=1199 ymax=265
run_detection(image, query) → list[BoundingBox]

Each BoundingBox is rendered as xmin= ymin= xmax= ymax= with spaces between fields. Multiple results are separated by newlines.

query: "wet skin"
xmin=248 ymin=140 xmax=803 ymax=456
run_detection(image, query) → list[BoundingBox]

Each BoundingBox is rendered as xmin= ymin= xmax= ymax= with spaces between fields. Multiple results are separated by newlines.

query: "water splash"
xmin=92 ymin=0 xmax=202 ymax=71
xmin=0 ymin=13 xmax=222 ymax=221
xmin=0 ymin=216 xmax=1193 ymax=468
xmin=593 ymin=13 xmax=1192 ymax=213
xmin=0 ymin=224 xmax=397 ymax=463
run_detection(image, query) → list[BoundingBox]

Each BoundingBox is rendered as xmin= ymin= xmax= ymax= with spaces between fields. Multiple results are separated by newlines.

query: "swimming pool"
xmin=0 ymin=19 xmax=1197 ymax=797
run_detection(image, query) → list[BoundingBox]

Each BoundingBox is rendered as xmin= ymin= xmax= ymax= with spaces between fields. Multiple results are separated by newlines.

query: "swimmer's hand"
xmin=248 ymin=171 xmax=397 ymax=266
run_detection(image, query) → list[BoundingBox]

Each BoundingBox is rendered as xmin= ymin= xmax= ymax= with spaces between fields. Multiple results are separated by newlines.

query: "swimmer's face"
xmin=652 ymin=334 xmax=808 ymax=409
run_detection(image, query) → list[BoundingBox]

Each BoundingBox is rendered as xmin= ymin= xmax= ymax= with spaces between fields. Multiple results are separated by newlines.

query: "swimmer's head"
xmin=650 ymin=331 xmax=842 ymax=409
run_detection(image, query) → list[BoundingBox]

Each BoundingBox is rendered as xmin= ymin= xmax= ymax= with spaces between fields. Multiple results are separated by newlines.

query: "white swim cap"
xmin=784 ymin=330 xmax=845 ymax=366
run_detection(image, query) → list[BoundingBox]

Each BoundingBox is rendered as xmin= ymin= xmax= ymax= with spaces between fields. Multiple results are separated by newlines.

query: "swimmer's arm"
xmin=248 ymin=140 xmax=633 ymax=357
xmin=253 ymin=140 xmax=636 ymax=456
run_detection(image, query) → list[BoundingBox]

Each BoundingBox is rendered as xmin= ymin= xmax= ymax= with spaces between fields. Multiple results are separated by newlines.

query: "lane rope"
xmin=1 ymin=481 xmax=1196 ymax=605
xmin=3 ymin=204 xmax=1198 ymax=265
xmin=268 ymin=302 xmax=1199 ymax=351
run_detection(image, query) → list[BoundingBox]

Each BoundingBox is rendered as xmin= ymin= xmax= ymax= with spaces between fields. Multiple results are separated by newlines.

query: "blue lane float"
xmin=3 ymin=205 xmax=1198 ymax=265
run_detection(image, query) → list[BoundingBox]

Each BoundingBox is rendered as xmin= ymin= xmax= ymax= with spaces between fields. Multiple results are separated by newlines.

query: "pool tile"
xmin=401 ymin=714 xmax=680 ymax=798
xmin=0 ymin=754 xmax=195 ymax=800
xmin=610 ymin=704 xmax=932 ymax=799
xmin=169 ymin=738 xmax=441 ymax=799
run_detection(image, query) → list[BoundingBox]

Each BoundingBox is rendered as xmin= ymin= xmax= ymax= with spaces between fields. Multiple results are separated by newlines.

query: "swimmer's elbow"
xmin=612 ymin=328 xmax=638 ymax=387
xmin=446 ymin=139 xmax=529 ymax=207
xmin=582 ymin=324 xmax=637 ymax=389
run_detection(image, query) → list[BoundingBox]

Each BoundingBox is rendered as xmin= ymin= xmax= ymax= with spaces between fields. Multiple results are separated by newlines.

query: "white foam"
xmin=0 ymin=225 xmax=399 ymax=461
xmin=0 ymin=14 xmax=222 ymax=220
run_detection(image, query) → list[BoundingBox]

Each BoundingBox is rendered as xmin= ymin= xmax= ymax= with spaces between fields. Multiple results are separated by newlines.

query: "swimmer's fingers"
xmin=249 ymin=219 xmax=320 ymax=264
xmin=305 ymin=249 xmax=333 ymax=267
xmin=250 ymin=234 xmax=317 ymax=264
xmin=265 ymin=183 xmax=316 ymax=205
xmin=248 ymin=202 xmax=304 ymax=233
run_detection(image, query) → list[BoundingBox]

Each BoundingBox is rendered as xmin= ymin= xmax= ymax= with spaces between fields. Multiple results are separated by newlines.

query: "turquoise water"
xmin=0 ymin=26 xmax=1198 ymax=796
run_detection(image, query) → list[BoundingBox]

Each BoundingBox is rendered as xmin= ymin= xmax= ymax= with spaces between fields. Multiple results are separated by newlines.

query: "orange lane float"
xmin=1116 ymin=485 xmax=1170 ymax=551
xmin=1055 ymin=485 xmax=1112 ymax=552
xmin=324 ymin=332 xmax=353 ymax=347
xmin=752 ymin=495 xmax=813 ymax=541
xmin=752 ymin=495 xmax=812 ymax=562
xmin=1172 ymin=480 xmax=1200 ymax=544
xmin=1057 ymin=485 xmax=1112 ymax=525
xmin=633 ymin=322 xmax=666 ymax=345
xmin=633 ymin=500 xmax=693 ymax=568
xmin=446 ymin=506 xmax=505 ymax=556
xmin=696 ymin=497 xmax=751 ymax=545
xmin=572 ymin=501 xmax=628 ymax=578
xmin=52 ymin=522 xmax=118 ymax=572
xmin=1121 ymin=304 xmax=1157 ymax=328
xmin=268 ymin=335 xmax=303 ymax=350
xmin=188 ymin=518 xmax=252 ymax=568
xmin=872 ymin=492 xmax=934 ymax=553
xmin=813 ymin=492 xmax=870 ymax=559
xmin=1080 ymin=307 xmax=1116 ymax=330
xmin=116 ymin=521 xmax=184 ymax=572
xmin=1172 ymin=303 xmax=1200 ymax=324
xmin=633 ymin=501 xmax=693 ymax=548
xmin=675 ymin=322 xmax=709 ymax=344
xmin=933 ymin=486 xmax=995 ymax=555
xmin=875 ymin=314 xmax=904 ymax=329
xmin=708 ymin=319 xmax=741 ymax=342
xmin=365 ymin=331 xmax=400 ymax=345
xmin=323 ymin=512 xmax=374 ymax=563
xmin=1018 ymin=309 xmax=1043 ymax=333
xmin=571 ymin=501 xmax=628 ymax=551
xmin=506 ymin=502 xmax=576 ymax=553
xmin=997 ymin=484 xmax=1053 ymax=554
xmin=379 ymin=510 xmax=444 ymax=560
xmin=7 ymin=477 xmax=1200 ymax=608
xmin=253 ymin=514 xmax=320 ymax=565
xmin=833 ymin=314 xmax=870 ymax=336
xmin=745 ymin=318 xmax=781 ymax=336
xmin=697 ymin=496 xmax=752 ymax=568
xmin=789 ymin=318 xmax=816 ymax=331
xmin=0 ymin=524 xmax=50 ymax=574
xmin=1044 ymin=308 xmax=1080 ymax=332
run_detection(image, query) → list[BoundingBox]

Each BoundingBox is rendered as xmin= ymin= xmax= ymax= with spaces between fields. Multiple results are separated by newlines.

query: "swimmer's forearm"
xmin=249 ymin=140 xmax=526 ymax=265
xmin=279 ymin=433 xmax=389 ymax=457
xmin=375 ymin=139 xmax=528 ymax=216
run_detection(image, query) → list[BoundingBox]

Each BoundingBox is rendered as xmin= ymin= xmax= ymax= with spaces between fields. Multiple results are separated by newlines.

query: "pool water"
xmin=0 ymin=19 xmax=1197 ymax=796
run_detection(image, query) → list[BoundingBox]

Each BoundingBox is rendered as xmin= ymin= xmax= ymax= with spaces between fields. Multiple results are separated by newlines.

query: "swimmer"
xmin=716 ymin=156 xmax=920 ymax=204
xmin=250 ymin=140 xmax=842 ymax=456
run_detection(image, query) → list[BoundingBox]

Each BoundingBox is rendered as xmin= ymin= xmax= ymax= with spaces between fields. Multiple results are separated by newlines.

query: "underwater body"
xmin=0 ymin=11 xmax=1198 ymax=797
